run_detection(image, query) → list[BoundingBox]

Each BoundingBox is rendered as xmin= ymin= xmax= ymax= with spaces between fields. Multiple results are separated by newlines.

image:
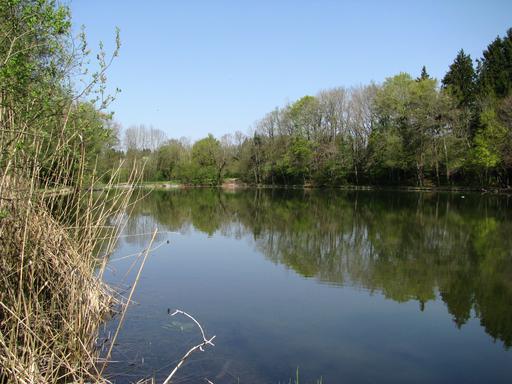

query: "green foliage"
xmin=0 ymin=0 xmax=122 ymax=188
xmin=442 ymin=49 xmax=476 ymax=108
xmin=154 ymin=139 xmax=187 ymax=180
xmin=176 ymin=161 xmax=217 ymax=185
xmin=477 ymin=28 xmax=512 ymax=99
xmin=288 ymin=96 xmax=321 ymax=139
xmin=189 ymin=134 xmax=225 ymax=184
xmin=283 ymin=136 xmax=313 ymax=183
xmin=367 ymin=126 xmax=406 ymax=180
xmin=469 ymin=107 xmax=506 ymax=171
xmin=192 ymin=134 xmax=221 ymax=167
xmin=417 ymin=65 xmax=431 ymax=81
xmin=372 ymin=73 xmax=445 ymax=185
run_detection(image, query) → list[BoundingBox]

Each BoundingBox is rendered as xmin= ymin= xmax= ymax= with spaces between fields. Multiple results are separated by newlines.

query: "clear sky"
xmin=70 ymin=0 xmax=512 ymax=141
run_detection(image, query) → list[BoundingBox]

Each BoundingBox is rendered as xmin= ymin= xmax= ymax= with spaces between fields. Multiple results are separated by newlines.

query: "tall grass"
xmin=0 ymin=138 xmax=142 ymax=383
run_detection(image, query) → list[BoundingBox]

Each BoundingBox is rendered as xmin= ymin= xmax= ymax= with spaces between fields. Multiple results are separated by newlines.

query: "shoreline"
xmin=112 ymin=181 xmax=512 ymax=195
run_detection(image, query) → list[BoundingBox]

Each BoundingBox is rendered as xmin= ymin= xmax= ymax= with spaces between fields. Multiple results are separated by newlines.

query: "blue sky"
xmin=70 ymin=0 xmax=512 ymax=140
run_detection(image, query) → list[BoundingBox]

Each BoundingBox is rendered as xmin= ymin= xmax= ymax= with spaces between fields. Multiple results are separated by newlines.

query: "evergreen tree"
xmin=442 ymin=49 xmax=476 ymax=107
xmin=417 ymin=66 xmax=431 ymax=81
xmin=477 ymin=28 xmax=512 ymax=99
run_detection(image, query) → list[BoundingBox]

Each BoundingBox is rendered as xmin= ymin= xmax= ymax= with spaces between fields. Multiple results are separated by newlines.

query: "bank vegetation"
xmin=0 ymin=0 xmax=136 ymax=382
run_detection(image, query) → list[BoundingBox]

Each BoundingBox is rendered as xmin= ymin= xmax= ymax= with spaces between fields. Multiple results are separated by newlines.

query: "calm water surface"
xmin=103 ymin=189 xmax=512 ymax=383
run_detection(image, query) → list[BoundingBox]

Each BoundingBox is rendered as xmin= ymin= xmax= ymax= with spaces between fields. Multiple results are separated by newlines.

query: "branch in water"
xmin=162 ymin=309 xmax=216 ymax=384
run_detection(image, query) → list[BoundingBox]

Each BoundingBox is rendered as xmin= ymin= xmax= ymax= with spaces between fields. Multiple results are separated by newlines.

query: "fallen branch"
xmin=162 ymin=309 xmax=216 ymax=384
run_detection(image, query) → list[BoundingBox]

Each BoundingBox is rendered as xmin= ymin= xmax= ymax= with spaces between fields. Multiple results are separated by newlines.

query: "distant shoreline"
xmin=114 ymin=181 xmax=512 ymax=195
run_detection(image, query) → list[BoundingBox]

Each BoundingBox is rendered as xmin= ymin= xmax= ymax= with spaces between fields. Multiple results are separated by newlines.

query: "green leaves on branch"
xmin=0 ymin=0 xmax=122 ymax=188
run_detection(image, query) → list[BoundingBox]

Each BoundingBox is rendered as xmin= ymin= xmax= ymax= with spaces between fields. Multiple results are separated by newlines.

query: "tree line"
xmin=106 ymin=28 xmax=512 ymax=188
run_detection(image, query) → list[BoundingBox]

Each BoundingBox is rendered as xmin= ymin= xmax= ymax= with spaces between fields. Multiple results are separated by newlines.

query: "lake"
xmin=102 ymin=188 xmax=512 ymax=383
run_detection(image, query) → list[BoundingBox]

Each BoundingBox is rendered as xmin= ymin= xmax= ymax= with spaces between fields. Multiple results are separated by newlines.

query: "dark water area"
xmin=102 ymin=189 xmax=512 ymax=383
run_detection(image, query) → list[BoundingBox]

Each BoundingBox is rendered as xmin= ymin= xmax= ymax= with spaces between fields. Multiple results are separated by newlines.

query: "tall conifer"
xmin=442 ymin=49 xmax=476 ymax=108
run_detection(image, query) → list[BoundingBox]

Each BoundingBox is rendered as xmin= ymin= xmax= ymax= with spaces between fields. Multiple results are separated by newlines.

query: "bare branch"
xmin=162 ymin=310 xmax=216 ymax=384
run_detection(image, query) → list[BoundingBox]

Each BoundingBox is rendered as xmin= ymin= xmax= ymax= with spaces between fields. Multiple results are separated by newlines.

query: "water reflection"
xmin=124 ymin=189 xmax=512 ymax=348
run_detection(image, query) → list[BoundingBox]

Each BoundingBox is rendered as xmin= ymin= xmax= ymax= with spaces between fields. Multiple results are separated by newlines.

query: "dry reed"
xmin=0 ymin=133 xmax=142 ymax=383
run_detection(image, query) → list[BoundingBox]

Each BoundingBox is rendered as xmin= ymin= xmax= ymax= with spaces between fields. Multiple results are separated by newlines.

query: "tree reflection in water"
xmin=124 ymin=188 xmax=512 ymax=348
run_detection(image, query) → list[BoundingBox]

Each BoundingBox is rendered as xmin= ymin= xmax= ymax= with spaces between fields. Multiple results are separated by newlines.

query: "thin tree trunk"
xmin=443 ymin=137 xmax=450 ymax=184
